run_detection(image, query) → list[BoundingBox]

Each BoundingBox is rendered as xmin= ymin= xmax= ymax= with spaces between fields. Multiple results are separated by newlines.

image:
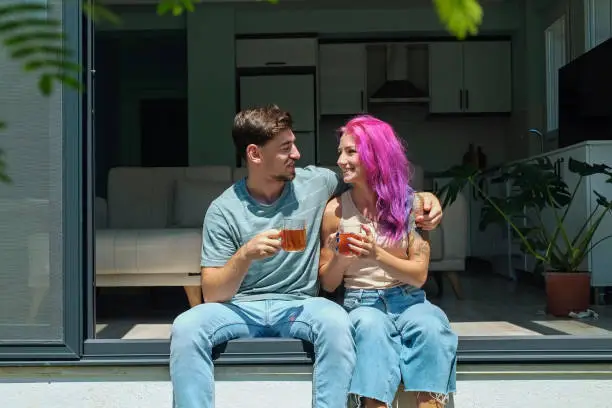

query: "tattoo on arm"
xmin=410 ymin=230 xmax=430 ymax=258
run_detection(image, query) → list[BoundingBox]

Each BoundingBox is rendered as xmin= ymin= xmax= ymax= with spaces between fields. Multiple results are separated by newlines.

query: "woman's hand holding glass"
xmin=345 ymin=224 xmax=378 ymax=259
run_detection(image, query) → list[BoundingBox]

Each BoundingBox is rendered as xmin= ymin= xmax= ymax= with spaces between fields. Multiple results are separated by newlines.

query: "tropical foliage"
xmin=434 ymin=157 xmax=612 ymax=273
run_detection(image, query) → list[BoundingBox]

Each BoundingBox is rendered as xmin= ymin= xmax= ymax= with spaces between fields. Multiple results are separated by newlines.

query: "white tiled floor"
xmin=95 ymin=272 xmax=612 ymax=339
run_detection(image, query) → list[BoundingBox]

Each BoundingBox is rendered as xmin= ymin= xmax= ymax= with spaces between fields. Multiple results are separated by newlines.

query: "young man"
xmin=169 ymin=105 xmax=443 ymax=408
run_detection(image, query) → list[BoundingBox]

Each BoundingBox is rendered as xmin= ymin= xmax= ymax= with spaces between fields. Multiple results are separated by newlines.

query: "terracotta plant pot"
xmin=544 ymin=271 xmax=591 ymax=317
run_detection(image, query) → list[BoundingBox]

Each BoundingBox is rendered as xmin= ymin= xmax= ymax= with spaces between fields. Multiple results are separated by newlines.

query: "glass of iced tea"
xmin=337 ymin=219 xmax=364 ymax=256
xmin=281 ymin=217 xmax=307 ymax=252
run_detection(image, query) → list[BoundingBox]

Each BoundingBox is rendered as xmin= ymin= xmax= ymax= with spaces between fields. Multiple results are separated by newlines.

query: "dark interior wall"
xmin=93 ymin=29 xmax=187 ymax=198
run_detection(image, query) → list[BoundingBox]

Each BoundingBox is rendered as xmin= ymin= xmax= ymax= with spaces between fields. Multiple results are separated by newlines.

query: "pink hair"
xmin=339 ymin=115 xmax=415 ymax=244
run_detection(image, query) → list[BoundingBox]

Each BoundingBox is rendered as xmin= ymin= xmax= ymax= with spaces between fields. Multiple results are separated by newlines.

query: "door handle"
xmin=465 ymin=89 xmax=469 ymax=111
xmin=459 ymin=90 xmax=463 ymax=110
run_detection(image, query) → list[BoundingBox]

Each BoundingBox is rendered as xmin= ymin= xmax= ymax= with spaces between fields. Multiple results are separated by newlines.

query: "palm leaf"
xmin=82 ymin=2 xmax=121 ymax=25
xmin=0 ymin=2 xmax=79 ymax=96
xmin=0 ymin=148 xmax=11 ymax=184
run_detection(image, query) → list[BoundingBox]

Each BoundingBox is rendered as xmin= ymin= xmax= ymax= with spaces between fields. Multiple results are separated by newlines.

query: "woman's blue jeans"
xmin=343 ymin=286 xmax=458 ymax=406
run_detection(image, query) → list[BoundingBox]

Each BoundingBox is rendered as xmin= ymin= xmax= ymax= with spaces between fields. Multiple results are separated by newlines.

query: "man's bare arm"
xmin=201 ymin=229 xmax=281 ymax=303
xmin=201 ymin=247 xmax=252 ymax=303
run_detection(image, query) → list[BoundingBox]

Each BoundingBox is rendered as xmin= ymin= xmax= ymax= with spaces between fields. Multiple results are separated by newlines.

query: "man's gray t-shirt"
xmin=201 ymin=166 xmax=343 ymax=302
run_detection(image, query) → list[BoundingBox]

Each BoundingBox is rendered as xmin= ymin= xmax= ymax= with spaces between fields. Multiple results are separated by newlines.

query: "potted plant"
xmin=433 ymin=156 xmax=612 ymax=317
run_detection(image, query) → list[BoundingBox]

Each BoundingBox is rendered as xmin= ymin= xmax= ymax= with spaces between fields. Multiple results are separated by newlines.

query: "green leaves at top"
xmin=433 ymin=0 xmax=484 ymax=40
xmin=82 ymin=2 xmax=121 ymax=25
xmin=155 ymin=0 xmax=483 ymax=39
xmin=157 ymin=0 xmax=200 ymax=16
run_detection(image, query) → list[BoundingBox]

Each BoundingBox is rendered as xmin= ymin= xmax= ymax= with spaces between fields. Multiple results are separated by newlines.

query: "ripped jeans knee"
xmin=350 ymin=394 xmax=392 ymax=408
xmin=416 ymin=391 xmax=451 ymax=406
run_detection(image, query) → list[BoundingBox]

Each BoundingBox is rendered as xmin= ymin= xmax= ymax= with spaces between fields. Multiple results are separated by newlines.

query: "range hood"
xmin=368 ymin=43 xmax=430 ymax=104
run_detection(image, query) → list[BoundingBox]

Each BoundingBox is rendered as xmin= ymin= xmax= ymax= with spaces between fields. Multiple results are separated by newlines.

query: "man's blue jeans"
xmin=170 ymin=297 xmax=356 ymax=408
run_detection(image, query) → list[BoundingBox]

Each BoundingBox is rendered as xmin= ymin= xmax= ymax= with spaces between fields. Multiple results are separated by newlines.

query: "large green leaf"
xmin=433 ymin=0 xmax=483 ymax=39
xmin=431 ymin=163 xmax=479 ymax=209
xmin=568 ymin=157 xmax=612 ymax=177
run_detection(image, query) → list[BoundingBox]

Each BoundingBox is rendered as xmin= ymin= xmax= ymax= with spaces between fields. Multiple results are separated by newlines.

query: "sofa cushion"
xmin=173 ymin=180 xmax=230 ymax=228
xmin=106 ymin=166 xmax=233 ymax=229
xmin=96 ymin=228 xmax=202 ymax=275
xmin=107 ymin=167 xmax=184 ymax=229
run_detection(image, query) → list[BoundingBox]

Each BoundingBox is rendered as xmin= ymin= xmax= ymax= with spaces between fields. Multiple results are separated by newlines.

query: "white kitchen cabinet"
xmin=463 ymin=42 xmax=512 ymax=113
xmin=429 ymin=41 xmax=512 ymax=114
xmin=318 ymin=44 xmax=367 ymax=115
xmin=235 ymin=38 xmax=317 ymax=68
xmin=429 ymin=42 xmax=464 ymax=114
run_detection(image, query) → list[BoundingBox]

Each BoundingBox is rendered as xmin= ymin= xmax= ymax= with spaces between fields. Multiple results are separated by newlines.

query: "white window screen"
xmin=585 ymin=0 xmax=612 ymax=51
xmin=545 ymin=16 xmax=567 ymax=132
xmin=0 ymin=3 xmax=64 ymax=341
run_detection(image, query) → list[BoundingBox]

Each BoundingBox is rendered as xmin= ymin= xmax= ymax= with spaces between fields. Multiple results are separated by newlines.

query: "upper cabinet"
xmin=429 ymin=41 xmax=512 ymax=113
xmin=318 ymin=44 xmax=367 ymax=115
xmin=236 ymin=38 xmax=317 ymax=68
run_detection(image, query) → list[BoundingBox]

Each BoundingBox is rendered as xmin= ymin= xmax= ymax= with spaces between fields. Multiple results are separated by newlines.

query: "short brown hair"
xmin=232 ymin=104 xmax=293 ymax=160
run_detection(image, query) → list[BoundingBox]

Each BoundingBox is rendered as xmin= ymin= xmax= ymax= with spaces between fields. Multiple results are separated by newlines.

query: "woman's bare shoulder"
xmin=321 ymin=196 xmax=342 ymax=236
xmin=324 ymin=196 xmax=341 ymax=216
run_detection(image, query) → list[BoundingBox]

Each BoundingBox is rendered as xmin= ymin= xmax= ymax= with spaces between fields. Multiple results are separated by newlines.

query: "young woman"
xmin=318 ymin=115 xmax=458 ymax=408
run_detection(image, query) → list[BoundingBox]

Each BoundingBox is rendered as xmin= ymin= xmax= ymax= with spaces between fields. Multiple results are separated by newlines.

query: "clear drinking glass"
xmin=337 ymin=219 xmax=363 ymax=256
xmin=281 ymin=217 xmax=307 ymax=252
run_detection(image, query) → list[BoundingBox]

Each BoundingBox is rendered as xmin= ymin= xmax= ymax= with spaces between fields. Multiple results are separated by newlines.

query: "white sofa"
xmin=95 ymin=165 xmax=239 ymax=288
xmin=411 ymin=165 xmax=468 ymax=299
xmin=427 ymin=192 xmax=468 ymax=299
xmin=95 ymin=164 xmax=467 ymax=299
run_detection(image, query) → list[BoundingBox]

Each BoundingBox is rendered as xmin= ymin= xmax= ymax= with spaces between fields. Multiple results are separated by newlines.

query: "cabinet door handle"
xmin=265 ymin=61 xmax=286 ymax=66
xmin=459 ymin=90 xmax=463 ymax=110
xmin=465 ymin=89 xmax=469 ymax=111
